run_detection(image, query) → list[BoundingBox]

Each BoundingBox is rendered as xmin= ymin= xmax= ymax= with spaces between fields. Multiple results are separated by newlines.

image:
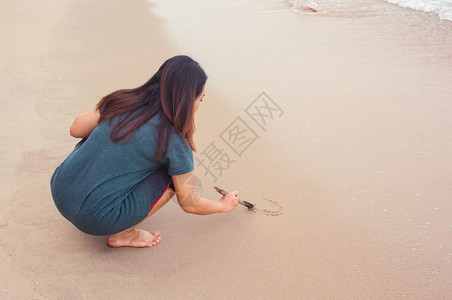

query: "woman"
xmin=50 ymin=55 xmax=239 ymax=248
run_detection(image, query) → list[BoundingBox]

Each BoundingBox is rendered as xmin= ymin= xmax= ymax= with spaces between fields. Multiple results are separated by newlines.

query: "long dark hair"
xmin=97 ymin=55 xmax=207 ymax=158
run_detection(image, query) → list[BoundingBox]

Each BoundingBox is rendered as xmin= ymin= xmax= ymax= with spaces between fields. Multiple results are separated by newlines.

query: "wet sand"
xmin=1 ymin=0 xmax=451 ymax=298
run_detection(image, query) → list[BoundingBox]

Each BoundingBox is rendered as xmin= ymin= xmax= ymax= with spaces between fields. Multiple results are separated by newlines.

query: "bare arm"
xmin=172 ymin=171 xmax=239 ymax=215
xmin=69 ymin=108 xmax=100 ymax=139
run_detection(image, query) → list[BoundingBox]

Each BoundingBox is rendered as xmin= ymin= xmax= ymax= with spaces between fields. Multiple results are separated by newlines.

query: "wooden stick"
xmin=214 ymin=186 xmax=255 ymax=209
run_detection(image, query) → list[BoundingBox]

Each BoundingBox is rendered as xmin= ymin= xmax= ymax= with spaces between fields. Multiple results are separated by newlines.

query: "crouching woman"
xmin=50 ymin=55 xmax=239 ymax=248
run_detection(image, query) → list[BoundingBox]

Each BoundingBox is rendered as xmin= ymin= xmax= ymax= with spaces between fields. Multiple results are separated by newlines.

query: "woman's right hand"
xmin=220 ymin=191 xmax=239 ymax=212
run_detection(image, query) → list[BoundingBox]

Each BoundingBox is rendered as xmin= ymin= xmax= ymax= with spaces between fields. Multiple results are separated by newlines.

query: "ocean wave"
xmin=384 ymin=0 xmax=452 ymax=21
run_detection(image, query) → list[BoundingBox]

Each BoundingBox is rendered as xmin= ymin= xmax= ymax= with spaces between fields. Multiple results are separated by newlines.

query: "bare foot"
xmin=107 ymin=229 xmax=161 ymax=248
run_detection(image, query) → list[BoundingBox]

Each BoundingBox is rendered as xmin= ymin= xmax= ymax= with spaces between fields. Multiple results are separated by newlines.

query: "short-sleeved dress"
xmin=50 ymin=113 xmax=193 ymax=236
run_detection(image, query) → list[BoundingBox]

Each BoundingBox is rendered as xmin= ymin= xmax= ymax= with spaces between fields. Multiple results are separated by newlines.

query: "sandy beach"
xmin=1 ymin=0 xmax=451 ymax=298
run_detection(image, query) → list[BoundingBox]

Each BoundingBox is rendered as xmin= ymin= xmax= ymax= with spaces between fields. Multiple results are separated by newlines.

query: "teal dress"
xmin=50 ymin=114 xmax=193 ymax=235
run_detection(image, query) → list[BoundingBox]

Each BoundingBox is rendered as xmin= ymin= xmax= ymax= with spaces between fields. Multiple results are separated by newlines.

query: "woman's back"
xmin=50 ymin=113 xmax=193 ymax=234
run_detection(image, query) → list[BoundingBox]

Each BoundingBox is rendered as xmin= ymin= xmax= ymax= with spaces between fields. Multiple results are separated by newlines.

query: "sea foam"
xmin=384 ymin=0 xmax=452 ymax=21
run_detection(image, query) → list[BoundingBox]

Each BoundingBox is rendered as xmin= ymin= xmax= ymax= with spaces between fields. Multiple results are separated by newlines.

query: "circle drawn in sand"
xmin=249 ymin=198 xmax=285 ymax=216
